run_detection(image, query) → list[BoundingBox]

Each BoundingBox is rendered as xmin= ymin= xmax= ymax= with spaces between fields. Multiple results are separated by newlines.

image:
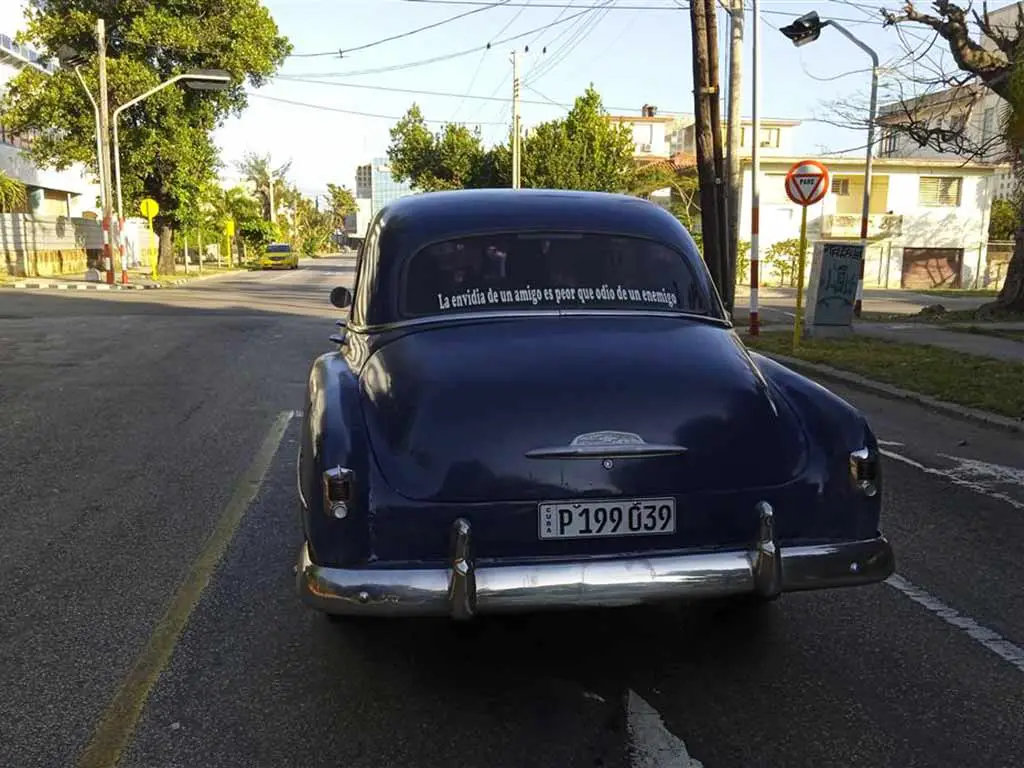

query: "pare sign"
xmin=784 ymin=160 xmax=830 ymax=207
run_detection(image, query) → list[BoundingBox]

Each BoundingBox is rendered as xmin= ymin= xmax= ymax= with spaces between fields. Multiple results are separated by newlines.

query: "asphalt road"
xmin=2 ymin=257 xmax=1022 ymax=768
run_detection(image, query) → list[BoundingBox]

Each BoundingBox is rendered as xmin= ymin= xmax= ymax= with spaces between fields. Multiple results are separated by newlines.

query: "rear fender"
xmin=299 ymin=351 xmax=372 ymax=566
xmin=752 ymin=353 xmax=882 ymax=539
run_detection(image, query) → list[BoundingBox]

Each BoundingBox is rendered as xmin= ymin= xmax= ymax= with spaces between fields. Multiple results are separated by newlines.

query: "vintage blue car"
xmin=296 ymin=189 xmax=895 ymax=620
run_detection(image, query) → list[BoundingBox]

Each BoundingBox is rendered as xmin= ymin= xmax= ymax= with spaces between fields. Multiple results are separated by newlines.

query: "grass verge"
xmin=745 ymin=332 xmax=1024 ymax=419
xmin=915 ymin=288 xmax=999 ymax=298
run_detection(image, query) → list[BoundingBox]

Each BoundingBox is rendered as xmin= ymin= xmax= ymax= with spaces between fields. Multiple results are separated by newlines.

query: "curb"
xmin=6 ymin=270 xmax=241 ymax=291
xmin=760 ymin=352 xmax=1024 ymax=435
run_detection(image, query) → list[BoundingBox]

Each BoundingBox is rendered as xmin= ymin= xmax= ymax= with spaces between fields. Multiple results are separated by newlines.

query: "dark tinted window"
xmin=402 ymin=233 xmax=712 ymax=318
xmin=267 ymin=243 xmax=292 ymax=253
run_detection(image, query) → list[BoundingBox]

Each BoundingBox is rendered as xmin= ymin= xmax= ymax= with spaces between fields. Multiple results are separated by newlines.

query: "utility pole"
xmin=690 ymin=0 xmax=725 ymax=295
xmin=726 ymin=0 xmax=744 ymax=313
xmin=749 ymin=0 xmax=762 ymax=335
xmin=511 ymin=49 xmax=521 ymax=189
xmin=96 ymin=18 xmax=116 ymax=285
xmin=705 ymin=0 xmax=731 ymax=312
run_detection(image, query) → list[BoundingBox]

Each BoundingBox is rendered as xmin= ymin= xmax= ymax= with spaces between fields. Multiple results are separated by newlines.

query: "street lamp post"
xmin=781 ymin=11 xmax=879 ymax=317
xmin=112 ymin=70 xmax=232 ymax=224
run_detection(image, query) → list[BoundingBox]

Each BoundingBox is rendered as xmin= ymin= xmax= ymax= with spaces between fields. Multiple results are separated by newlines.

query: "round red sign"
xmin=784 ymin=160 xmax=830 ymax=207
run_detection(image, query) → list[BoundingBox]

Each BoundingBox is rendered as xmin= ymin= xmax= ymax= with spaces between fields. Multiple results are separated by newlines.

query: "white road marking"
xmin=885 ymin=575 xmax=1024 ymax=674
xmin=880 ymin=448 xmax=1024 ymax=512
xmin=877 ymin=439 xmax=904 ymax=447
xmin=626 ymin=689 xmax=703 ymax=768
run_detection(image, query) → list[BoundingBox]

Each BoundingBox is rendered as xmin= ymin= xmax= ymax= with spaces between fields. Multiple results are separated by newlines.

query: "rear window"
xmin=401 ymin=233 xmax=712 ymax=318
xmin=267 ymin=243 xmax=292 ymax=253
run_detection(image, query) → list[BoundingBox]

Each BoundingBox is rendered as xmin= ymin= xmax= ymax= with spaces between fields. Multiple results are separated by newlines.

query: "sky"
xmin=1 ymin=0 xmax=998 ymax=199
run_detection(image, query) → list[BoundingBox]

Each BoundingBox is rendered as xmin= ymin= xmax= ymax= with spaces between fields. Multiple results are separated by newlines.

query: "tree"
xmin=0 ymin=170 xmax=27 ymax=213
xmin=989 ymin=197 xmax=1019 ymax=241
xmin=520 ymin=87 xmax=637 ymax=192
xmin=387 ymin=105 xmax=503 ymax=191
xmin=209 ymin=185 xmax=273 ymax=263
xmin=294 ymin=196 xmax=333 ymax=255
xmin=0 ymin=1 xmax=291 ymax=274
xmin=237 ymin=151 xmax=293 ymax=223
xmin=386 ymin=86 xmax=636 ymax=194
xmin=859 ymin=1 xmax=1024 ymax=312
xmin=325 ymin=183 xmax=356 ymax=227
xmin=765 ymin=238 xmax=802 ymax=287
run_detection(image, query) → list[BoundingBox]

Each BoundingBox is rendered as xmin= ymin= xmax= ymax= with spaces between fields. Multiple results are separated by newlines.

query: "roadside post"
xmin=140 ymin=198 xmax=159 ymax=281
xmin=783 ymin=160 xmax=830 ymax=348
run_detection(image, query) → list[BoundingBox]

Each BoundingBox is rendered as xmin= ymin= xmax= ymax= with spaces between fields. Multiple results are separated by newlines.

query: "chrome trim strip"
xmin=344 ymin=308 xmax=732 ymax=336
xmin=525 ymin=443 xmax=689 ymax=459
xmin=297 ymin=534 xmax=895 ymax=618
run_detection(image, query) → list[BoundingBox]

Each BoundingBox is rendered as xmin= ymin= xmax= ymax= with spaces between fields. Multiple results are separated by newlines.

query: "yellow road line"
xmin=77 ymin=409 xmax=296 ymax=768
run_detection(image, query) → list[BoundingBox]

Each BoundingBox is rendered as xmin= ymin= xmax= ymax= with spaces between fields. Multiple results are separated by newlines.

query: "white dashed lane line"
xmin=879 ymin=445 xmax=1024 ymax=676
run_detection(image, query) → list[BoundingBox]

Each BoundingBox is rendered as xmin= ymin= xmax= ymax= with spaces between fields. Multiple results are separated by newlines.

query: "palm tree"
xmin=0 ymin=170 xmax=27 ymax=213
xmin=236 ymin=152 xmax=292 ymax=224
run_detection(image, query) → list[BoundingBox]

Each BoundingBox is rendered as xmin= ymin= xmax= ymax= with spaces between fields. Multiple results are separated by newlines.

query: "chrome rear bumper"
xmin=297 ymin=505 xmax=895 ymax=619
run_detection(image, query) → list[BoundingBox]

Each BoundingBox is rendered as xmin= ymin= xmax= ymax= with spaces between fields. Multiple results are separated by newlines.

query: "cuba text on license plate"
xmin=538 ymin=498 xmax=676 ymax=540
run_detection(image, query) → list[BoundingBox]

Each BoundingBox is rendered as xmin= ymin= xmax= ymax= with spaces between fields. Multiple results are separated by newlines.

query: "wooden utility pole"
xmin=511 ymin=49 xmax=522 ymax=189
xmin=96 ymin=18 xmax=116 ymax=284
xmin=726 ymin=0 xmax=744 ymax=312
xmin=704 ymin=0 xmax=732 ymax=312
xmin=690 ymin=0 xmax=725 ymax=295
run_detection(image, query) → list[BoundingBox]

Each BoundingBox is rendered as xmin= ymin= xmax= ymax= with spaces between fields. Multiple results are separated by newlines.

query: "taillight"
xmin=849 ymin=447 xmax=880 ymax=497
xmin=322 ymin=466 xmax=355 ymax=519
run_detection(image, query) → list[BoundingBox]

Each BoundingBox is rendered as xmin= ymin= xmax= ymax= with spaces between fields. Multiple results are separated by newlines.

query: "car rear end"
xmin=297 ymin=226 xmax=893 ymax=619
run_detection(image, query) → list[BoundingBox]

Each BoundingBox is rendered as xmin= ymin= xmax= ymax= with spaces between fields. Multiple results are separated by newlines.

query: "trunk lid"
xmin=359 ymin=317 xmax=807 ymax=504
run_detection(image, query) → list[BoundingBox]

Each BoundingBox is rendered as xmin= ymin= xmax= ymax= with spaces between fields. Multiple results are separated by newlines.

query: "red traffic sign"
xmin=784 ymin=160 xmax=830 ymax=207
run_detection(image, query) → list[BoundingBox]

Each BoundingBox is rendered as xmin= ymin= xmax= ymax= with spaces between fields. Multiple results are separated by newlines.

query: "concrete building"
xmin=0 ymin=30 xmax=100 ymax=217
xmin=2 ymin=30 xmax=103 ymax=276
xmin=346 ymin=157 xmax=416 ymax=245
xmin=740 ymin=155 xmax=1004 ymax=290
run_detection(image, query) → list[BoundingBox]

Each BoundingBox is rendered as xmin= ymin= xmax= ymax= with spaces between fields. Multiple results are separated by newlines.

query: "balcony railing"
xmin=821 ymin=213 xmax=903 ymax=239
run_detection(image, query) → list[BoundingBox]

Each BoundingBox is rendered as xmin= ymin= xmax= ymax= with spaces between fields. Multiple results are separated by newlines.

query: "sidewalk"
xmin=853 ymin=322 xmax=1024 ymax=362
xmin=6 ymin=266 xmax=243 ymax=291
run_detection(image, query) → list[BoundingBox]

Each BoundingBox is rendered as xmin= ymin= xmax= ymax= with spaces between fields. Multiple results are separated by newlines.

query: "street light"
xmin=781 ymin=11 xmax=878 ymax=316
xmin=57 ymin=46 xmax=106 ymax=216
xmin=112 ymin=70 xmax=232 ymax=224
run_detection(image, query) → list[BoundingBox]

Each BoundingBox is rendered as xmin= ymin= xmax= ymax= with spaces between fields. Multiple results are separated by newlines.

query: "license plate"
xmin=538 ymin=498 xmax=676 ymax=540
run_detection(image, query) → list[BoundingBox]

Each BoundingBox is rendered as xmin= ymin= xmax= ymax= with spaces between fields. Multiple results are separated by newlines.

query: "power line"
xmin=450 ymin=0 xmax=533 ymax=120
xmin=291 ymin=0 xmax=513 ymax=57
xmin=246 ymin=91 xmax=509 ymax=124
xmin=526 ymin=0 xmax=616 ymax=84
xmin=273 ymin=75 xmax=694 ymax=113
xmin=279 ymin=5 xmax=603 ymax=76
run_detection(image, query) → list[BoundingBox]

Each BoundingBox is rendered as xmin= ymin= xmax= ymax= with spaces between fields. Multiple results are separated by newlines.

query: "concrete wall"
xmin=1 ymin=212 xmax=102 ymax=276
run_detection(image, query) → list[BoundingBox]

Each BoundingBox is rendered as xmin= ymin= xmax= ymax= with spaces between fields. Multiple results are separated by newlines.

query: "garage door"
xmin=901 ymin=247 xmax=963 ymax=289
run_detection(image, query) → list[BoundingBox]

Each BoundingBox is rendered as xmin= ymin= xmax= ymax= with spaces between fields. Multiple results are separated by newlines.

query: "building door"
xmin=900 ymin=247 xmax=963 ymax=289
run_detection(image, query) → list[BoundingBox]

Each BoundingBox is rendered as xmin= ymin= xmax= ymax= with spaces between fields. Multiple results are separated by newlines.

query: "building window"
xmin=759 ymin=128 xmax=780 ymax=148
xmin=881 ymin=130 xmax=898 ymax=157
xmin=918 ymin=176 xmax=962 ymax=207
xmin=982 ymin=107 xmax=996 ymax=142
xmin=831 ymin=178 xmax=851 ymax=196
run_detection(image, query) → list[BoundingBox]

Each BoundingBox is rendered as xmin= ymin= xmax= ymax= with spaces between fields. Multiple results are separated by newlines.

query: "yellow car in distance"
xmin=259 ymin=242 xmax=299 ymax=270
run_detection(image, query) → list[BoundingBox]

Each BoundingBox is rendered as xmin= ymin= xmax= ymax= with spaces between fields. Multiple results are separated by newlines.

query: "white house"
xmin=605 ymin=105 xmax=678 ymax=161
xmin=673 ymin=117 xmax=801 ymax=158
xmin=741 ymin=155 xmax=1003 ymax=290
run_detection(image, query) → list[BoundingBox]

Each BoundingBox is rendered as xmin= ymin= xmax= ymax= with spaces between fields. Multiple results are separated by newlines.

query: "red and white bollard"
xmin=102 ymin=214 xmax=114 ymax=285
xmin=749 ymin=204 xmax=760 ymax=336
xmin=118 ymin=216 xmax=128 ymax=284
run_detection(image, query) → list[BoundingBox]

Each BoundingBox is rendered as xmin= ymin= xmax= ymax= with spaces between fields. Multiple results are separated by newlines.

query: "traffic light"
xmin=780 ymin=12 xmax=824 ymax=47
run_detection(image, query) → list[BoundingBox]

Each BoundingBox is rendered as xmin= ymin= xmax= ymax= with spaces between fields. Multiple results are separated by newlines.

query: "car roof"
xmin=380 ymin=188 xmax=691 ymax=245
